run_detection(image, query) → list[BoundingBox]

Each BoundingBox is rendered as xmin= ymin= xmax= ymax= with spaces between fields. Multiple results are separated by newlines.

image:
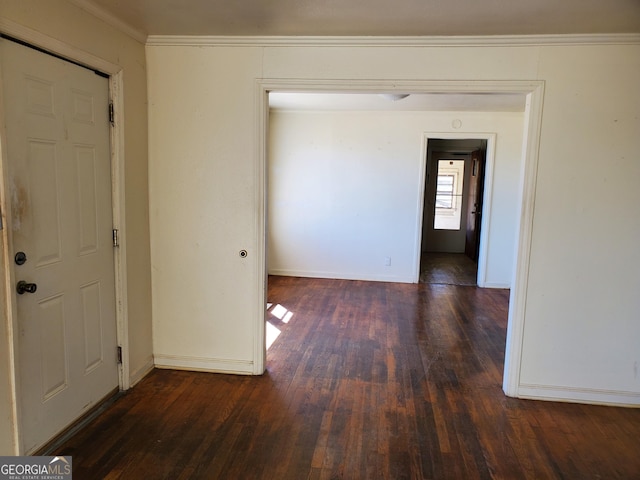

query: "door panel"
xmin=0 ymin=39 xmax=118 ymax=454
xmin=76 ymin=146 xmax=100 ymax=255
xmin=29 ymin=140 xmax=63 ymax=266
xmin=39 ymin=295 xmax=67 ymax=400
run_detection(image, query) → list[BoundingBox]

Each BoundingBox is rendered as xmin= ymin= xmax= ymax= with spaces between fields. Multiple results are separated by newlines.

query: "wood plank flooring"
xmin=420 ymin=252 xmax=477 ymax=285
xmin=57 ymin=276 xmax=640 ymax=479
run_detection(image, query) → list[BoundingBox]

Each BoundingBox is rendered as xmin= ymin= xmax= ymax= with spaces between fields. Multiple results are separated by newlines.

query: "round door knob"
xmin=16 ymin=281 xmax=37 ymax=295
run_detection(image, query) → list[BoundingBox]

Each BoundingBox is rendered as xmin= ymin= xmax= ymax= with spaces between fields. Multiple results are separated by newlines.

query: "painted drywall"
xmin=519 ymin=44 xmax=640 ymax=402
xmin=147 ymin=46 xmax=263 ymax=372
xmin=147 ymin=39 xmax=640 ymax=405
xmin=0 ymin=0 xmax=153 ymax=453
xmin=267 ymin=109 xmax=524 ymax=284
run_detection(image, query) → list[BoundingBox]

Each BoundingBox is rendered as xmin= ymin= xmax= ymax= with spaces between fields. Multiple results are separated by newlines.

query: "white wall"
xmin=267 ymin=109 xmax=524 ymax=285
xmin=147 ymin=46 xmax=263 ymax=373
xmin=147 ymin=38 xmax=640 ymax=406
xmin=518 ymin=44 xmax=640 ymax=403
xmin=0 ymin=0 xmax=153 ymax=453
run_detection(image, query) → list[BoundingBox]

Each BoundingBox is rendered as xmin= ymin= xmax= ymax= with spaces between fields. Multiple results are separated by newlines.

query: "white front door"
xmin=0 ymin=38 xmax=119 ymax=454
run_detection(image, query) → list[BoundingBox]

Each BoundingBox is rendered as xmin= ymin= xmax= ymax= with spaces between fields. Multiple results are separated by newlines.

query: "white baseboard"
xmin=479 ymin=281 xmax=510 ymax=289
xmin=267 ymin=268 xmax=413 ymax=283
xmin=128 ymin=356 xmax=154 ymax=387
xmin=517 ymin=383 xmax=640 ymax=407
xmin=153 ymin=354 xmax=255 ymax=375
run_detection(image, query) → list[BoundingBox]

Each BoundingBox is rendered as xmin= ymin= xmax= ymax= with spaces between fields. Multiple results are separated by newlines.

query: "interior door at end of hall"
xmin=0 ymin=39 xmax=119 ymax=453
xmin=464 ymin=149 xmax=486 ymax=261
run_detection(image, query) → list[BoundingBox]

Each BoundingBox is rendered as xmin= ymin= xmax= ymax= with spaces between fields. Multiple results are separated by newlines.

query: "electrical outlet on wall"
xmin=384 ymin=257 xmax=391 ymax=266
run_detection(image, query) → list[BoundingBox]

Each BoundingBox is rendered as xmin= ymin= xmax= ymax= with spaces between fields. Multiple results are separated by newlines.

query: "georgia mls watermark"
xmin=0 ymin=456 xmax=72 ymax=480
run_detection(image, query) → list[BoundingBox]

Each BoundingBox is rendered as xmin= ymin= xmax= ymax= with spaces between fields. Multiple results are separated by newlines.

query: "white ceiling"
xmin=269 ymin=92 xmax=526 ymax=113
xmin=75 ymin=0 xmax=640 ymax=38
xmin=71 ymin=0 xmax=637 ymax=112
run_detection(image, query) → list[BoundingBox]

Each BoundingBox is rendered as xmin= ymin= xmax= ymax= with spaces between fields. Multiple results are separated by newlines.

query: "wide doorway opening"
xmin=256 ymin=80 xmax=544 ymax=398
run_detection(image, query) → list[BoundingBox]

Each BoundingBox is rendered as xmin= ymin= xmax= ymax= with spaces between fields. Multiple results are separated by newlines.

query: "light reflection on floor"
xmin=266 ymin=303 xmax=294 ymax=350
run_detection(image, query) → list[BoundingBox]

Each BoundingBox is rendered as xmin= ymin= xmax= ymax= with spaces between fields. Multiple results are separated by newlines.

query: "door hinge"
xmin=109 ymin=102 xmax=114 ymax=126
xmin=117 ymin=346 xmax=123 ymax=364
xmin=112 ymin=228 xmax=119 ymax=247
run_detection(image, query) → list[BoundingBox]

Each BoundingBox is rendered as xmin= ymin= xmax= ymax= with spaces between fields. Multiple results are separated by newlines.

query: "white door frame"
xmin=0 ymin=20 xmax=130 ymax=453
xmin=255 ymin=78 xmax=545 ymax=399
xmin=415 ymin=132 xmax=497 ymax=287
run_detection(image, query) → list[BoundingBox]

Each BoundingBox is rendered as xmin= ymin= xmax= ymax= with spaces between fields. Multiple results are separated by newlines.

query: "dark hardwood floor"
xmin=420 ymin=252 xmax=477 ymax=286
xmin=57 ymin=276 xmax=640 ymax=479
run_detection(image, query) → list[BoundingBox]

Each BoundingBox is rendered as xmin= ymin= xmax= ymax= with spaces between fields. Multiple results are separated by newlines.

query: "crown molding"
xmin=68 ymin=0 xmax=147 ymax=44
xmin=146 ymin=33 xmax=640 ymax=47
